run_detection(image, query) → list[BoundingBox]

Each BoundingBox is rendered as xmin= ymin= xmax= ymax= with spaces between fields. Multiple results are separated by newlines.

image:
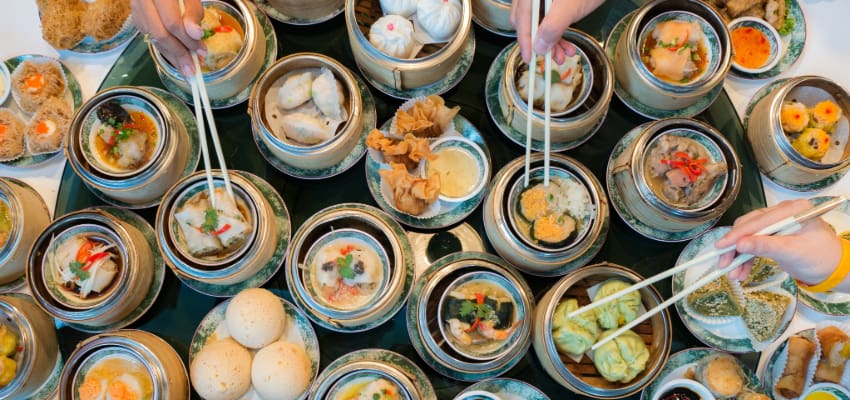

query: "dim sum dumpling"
xmin=203 ymin=29 xmax=242 ymax=71
xmin=593 ymin=329 xmax=650 ymax=384
xmin=416 ymin=0 xmax=461 ymax=41
xmin=311 ymin=68 xmax=345 ymax=121
xmin=370 ymin=15 xmax=416 ymax=59
xmin=780 ymin=101 xmax=809 ymax=133
xmin=174 ymin=194 xmax=224 ymax=256
xmin=517 ymin=69 xmax=545 ymax=106
xmin=279 ymin=112 xmax=334 ymax=145
xmin=278 ymin=71 xmax=314 ymax=110
xmin=380 ymin=0 xmax=418 ymax=17
xmin=552 ymin=298 xmax=599 ymax=356
xmin=593 ymin=279 xmax=641 ymax=330
xmin=211 ymin=189 xmax=250 ymax=249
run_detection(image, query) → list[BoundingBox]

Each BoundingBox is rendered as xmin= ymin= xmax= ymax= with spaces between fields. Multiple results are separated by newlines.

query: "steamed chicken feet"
xmin=646 ymin=135 xmax=727 ymax=207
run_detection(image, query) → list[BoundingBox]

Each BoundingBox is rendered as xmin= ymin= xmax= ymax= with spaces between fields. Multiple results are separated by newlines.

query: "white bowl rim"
xmin=727 ymin=16 xmax=782 ymax=74
xmin=651 ymin=378 xmax=716 ymax=400
xmin=0 ymin=62 xmax=10 ymax=106
xmin=421 ymin=135 xmax=490 ymax=204
xmin=802 ymin=382 xmax=850 ymax=399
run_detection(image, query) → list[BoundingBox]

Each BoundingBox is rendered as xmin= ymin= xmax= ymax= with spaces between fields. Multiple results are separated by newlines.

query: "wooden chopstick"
xmin=584 ymin=195 xmax=849 ymax=351
xmin=523 ymin=0 xmax=542 ymax=188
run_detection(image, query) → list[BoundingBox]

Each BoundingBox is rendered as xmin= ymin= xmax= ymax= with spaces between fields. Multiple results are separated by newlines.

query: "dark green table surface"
xmin=54 ymin=1 xmax=766 ymax=398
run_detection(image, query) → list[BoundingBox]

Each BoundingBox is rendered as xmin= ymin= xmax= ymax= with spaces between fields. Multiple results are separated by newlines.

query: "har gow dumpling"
xmin=416 ymin=0 xmax=462 ymax=42
xmin=380 ymin=0 xmax=418 ymax=17
xmin=279 ymin=112 xmax=334 ymax=145
xmin=370 ymin=15 xmax=417 ymax=59
xmin=311 ymin=68 xmax=345 ymax=121
xmin=278 ymin=71 xmax=314 ymax=110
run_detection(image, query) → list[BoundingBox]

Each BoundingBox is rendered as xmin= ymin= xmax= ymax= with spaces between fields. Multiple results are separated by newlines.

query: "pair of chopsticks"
xmin=178 ymin=0 xmax=234 ymax=207
xmin=523 ymin=0 xmax=553 ymax=187
xmin=568 ymin=196 xmax=849 ymax=351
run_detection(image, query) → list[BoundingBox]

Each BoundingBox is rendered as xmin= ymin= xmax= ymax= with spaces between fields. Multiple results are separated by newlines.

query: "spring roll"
xmin=815 ymin=326 xmax=850 ymax=383
xmin=776 ymin=335 xmax=816 ymax=398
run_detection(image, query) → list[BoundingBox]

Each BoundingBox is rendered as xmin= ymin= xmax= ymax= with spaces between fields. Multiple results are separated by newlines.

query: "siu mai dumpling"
xmin=311 ymin=68 xmax=345 ymax=121
xmin=203 ymin=29 xmax=242 ymax=71
xmin=174 ymin=195 xmax=223 ymax=257
xmin=380 ymin=0 xmax=418 ymax=17
xmin=780 ymin=101 xmax=810 ymax=133
xmin=369 ymin=15 xmax=416 ymax=59
xmin=416 ymin=0 xmax=462 ymax=41
xmin=211 ymin=189 xmax=250 ymax=249
xmin=277 ymin=71 xmax=314 ymax=110
xmin=0 ymin=109 xmax=25 ymax=161
xmin=280 ymin=112 xmax=334 ymax=145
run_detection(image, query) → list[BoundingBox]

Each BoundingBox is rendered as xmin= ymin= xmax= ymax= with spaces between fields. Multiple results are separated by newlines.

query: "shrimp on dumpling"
xmin=311 ymin=68 xmax=346 ymax=121
xmin=279 ymin=112 xmax=334 ymax=145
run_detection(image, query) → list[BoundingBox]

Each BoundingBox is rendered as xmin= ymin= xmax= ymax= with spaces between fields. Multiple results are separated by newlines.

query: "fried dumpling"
xmin=394 ymin=95 xmax=459 ymax=138
xmin=279 ymin=112 xmax=334 ymax=145
xmin=11 ymin=58 xmax=67 ymax=114
xmin=311 ymin=68 xmax=345 ymax=121
xmin=379 ymin=162 xmax=440 ymax=215
xmin=416 ymin=0 xmax=462 ymax=41
xmin=369 ymin=15 xmax=416 ymax=59
xmin=278 ymin=71 xmax=314 ymax=110
xmin=0 ymin=109 xmax=25 ymax=161
xmin=366 ymin=130 xmax=435 ymax=170
xmin=82 ymin=0 xmax=131 ymax=42
xmin=38 ymin=0 xmax=85 ymax=50
xmin=551 ymin=298 xmax=599 ymax=356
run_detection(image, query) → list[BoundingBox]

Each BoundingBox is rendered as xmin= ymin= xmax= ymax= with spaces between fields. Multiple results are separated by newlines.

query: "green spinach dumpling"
xmin=592 ymin=279 xmax=641 ymax=329
xmin=551 ymin=298 xmax=599 ymax=356
xmin=592 ymin=329 xmax=650 ymax=384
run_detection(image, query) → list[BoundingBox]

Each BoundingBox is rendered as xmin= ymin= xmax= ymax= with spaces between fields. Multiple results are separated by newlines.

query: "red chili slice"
xmin=213 ymin=224 xmax=231 ymax=236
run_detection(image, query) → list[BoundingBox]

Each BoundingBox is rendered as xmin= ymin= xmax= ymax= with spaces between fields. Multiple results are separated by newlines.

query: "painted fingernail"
xmin=185 ymin=21 xmax=204 ymax=40
xmin=565 ymin=44 xmax=576 ymax=57
xmin=181 ymin=64 xmax=195 ymax=78
xmin=196 ymin=47 xmax=207 ymax=57
xmin=533 ymin=38 xmax=550 ymax=56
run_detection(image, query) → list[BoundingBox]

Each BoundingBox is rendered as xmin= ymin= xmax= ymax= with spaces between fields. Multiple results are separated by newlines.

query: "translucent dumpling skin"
xmin=280 ymin=112 xmax=334 ymax=145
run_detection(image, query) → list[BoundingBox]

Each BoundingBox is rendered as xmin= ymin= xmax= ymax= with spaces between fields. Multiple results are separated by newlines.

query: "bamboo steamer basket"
xmin=472 ymin=0 xmax=513 ymax=34
xmin=746 ymin=76 xmax=850 ymax=189
xmin=532 ymin=262 xmax=672 ymax=399
xmin=267 ymin=0 xmax=343 ymax=21
xmin=345 ymin=0 xmax=472 ymax=92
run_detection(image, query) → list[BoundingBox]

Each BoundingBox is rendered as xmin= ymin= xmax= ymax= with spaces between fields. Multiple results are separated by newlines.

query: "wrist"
xmin=798 ymin=238 xmax=850 ymax=292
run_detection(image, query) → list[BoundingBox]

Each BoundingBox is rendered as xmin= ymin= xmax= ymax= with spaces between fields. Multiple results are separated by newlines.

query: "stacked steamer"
xmin=471 ymin=0 xmax=513 ymax=35
xmin=608 ymin=118 xmax=741 ymax=242
xmin=309 ymin=348 xmax=436 ymax=400
xmin=532 ymin=263 xmax=672 ymax=398
xmin=59 ymin=330 xmax=188 ymax=399
xmin=189 ymin=288 xmax=319 ymax=400
xmin=496 ymin=27 xmax=613 ymax=149
xmin=285 ymin=203 xmax=413 ymax=331
xmin=1 ymin=57 xmax=73 ymax=162
xmin=26 ymin=208 xmax=158 ymax=330
xmin=156 ymin=169 xmax=287 ymax=293
xmin=747 ymin=76 xmax=850 ymax=190
xmin=65 ymin=86 xmax=199 ymax=208
xmin=150 ymin=0 xmax=272 ymax=106
xmin=0 ymin=178 xmax=50 ymax=290
xmin=766 ymin=323 xmax=850 ymax=400
xmin=0 ymin=294 xmax=60 ymax=399
xmin=250 ymin=53 xmax=368 ymax=173
xmin=35 ymin=0 xmax=135 ymax=52
xmin=406 ymin=252 xmax=534 ymax=381
xmin=611 ymin=0 xmax=731 ymax=115
xmin=482 ymin=153 xmax=608 ymax=276
xmin=345 ymin=0 xmax=472 ymax=96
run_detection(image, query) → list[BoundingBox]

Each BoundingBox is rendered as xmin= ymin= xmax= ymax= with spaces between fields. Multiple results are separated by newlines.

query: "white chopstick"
xmin=588 ymin=196 xmax=848 ymax=351
xmin=523 ymin=0 xmax=541 ymax=188
xmin=187 ymin=65 xmax=217 ymax=207
xmin=542 ymin=0 xmax=553 ymax=187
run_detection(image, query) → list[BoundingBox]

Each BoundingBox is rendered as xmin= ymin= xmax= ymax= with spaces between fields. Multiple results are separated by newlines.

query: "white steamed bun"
xmin=416 ymin=0 xmax=462 ymax=41
xmin=226 ymin=288 xmax=286 ymax=349
xmin=190 ymin=338 xmax=252 ymax=400
xmin=251 ymin=341 xmax=313 ymax=400
xmin=369 ymin=15 xmax=416 ymax=59
xmin=379 ymin=0 xmax=418 ymax=17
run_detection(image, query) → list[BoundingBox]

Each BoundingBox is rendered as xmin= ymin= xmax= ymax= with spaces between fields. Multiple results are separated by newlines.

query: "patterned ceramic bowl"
xmin=419 ymin=136 xmax=489 ymax=204
xmin=0 ymin=61 xmax=10 ymax=106
xmin=727 ymin=17 xmax=782 ymax=74
xmin=308 ymin=349 xmax=436 ymax=400
xmin=0 ymin=178 xmax=50 ymax=289
xmin=0 ymin=294 xmax=59 ymax=399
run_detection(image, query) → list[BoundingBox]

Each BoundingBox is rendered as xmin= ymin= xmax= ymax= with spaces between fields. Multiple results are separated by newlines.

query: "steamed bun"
xmin=251 ymin=341 xmax=312 ymax=400
xmin=226 ymin=288 xmax=286 ymax=349
xmin=552 ymin=298 xmax=599 ymax=356
xmin=592 ymin=279 xmax=641 ymax=330
xmin=592 ymin=329 xmax=650 ymax=384
xmin=190 ymin=338 xmax=252 ymax=400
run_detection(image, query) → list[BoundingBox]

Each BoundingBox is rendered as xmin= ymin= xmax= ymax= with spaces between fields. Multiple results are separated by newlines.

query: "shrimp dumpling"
xmin=369 ymin=15 xmax=416 ymax=59
xmin=311 ymin=68 xmax=345 ymax=121
xmin=278 ymin=71 xmax=314 ymax=110
xmin=212 ymin=189 xmax=251 ymax=249
xmin=380 ymin=0 xmax=418 ymax=17
xmin=280 ymin=112 xmax=334 ymax=145
xmin=517 ymin=68 xmax=545 ymax=107
xmin=549 ymin=83 xmax=575 ymax=112
xmin=174 ymin=195 xmax=223 ymax=256
xmin=416 ymin=0 xmax=462 ymax=41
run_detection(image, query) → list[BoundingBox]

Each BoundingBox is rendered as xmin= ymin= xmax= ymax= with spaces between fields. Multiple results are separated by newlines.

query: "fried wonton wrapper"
xmin=379 ymin=162 xmax=440 ymax=216
xmin=366 ymin=129 xmax=435 ymax=170
xmin=394 ymin=95 xmax=460 ymax=138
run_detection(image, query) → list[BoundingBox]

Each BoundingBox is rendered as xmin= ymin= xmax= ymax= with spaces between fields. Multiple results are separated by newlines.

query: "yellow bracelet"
xmin=799 ymin=238 xmax=850 ymax=293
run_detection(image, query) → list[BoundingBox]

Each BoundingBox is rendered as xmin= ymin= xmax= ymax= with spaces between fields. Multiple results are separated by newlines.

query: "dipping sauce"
xmin=659 ymin=387 xmax=701 ymax=400
xmin=426 ymin=147 xmax=479 ymax=198
xmin=804 ymin=391 xmax=839 ymax=400
xmin=731 ymin=27 xmax=771 ymax=69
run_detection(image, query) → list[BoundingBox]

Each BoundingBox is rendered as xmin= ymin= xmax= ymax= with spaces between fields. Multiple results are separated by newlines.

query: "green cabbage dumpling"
xmin=592 ymin=329 xmax=650 ymax=384
xmin=551 ymin=298 xmax=599 ymax=356
xmin=592 ymin=279 xmax=641 ymax=329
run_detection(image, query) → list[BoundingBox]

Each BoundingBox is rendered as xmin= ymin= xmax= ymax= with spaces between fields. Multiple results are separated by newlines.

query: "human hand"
xmin=131 ymin=0 xmax=206 ymax=78
xmin=715 ymin=199 xmax=842 ymax=286
xmin=509 ymin=0 xmax=603 ymax=64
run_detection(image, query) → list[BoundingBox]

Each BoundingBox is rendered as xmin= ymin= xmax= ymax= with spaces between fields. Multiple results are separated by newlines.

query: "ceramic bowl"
xmin=309 ymin=349 xmax=436 ymax=400
xmin=59 ymin=329 xmax=189 ymax=400
xmin=0 ymin=61 xmax=10 ymax=105
xmin=27 ymin=210 xmax=153 ymax=328
xmin=747 ymin=76 xmax=850 ymax=190
xmin=0 ymin=178 xmax=51 ymax=288
xmin=286 ymin=203 xmax=413 ymax=331
xmin=0 ymin=294 xmax=59 ymax=399
xmin=419 ymin=136 xmax=489 ymax=204
xmin=801 ymin=383 xmax=850 ymax=400
xmin=498 ymin=28 xmax=613 ymax=147
xmin=156 ymin=170 xmax=280 ymax=287
xmin=728 ymin=17 xmax=782 ymax=74
xmin=150 ymin=0 xmax=267 ymax=104
xmin=532 ymin=262 xmax=672 ymax=399
xmin=651 ymin=379 xmax=715 ymax=400
xmin=250 ymin=52 xmax=364 ymax=171
xmin=613 ymin=0 xmax=731 ymax=111
xmin=456 ymin=390 xmax=504 ymax=400
xmin=66 ymin=86 xmax=197 ymax=208
xmin=482 ymin=153 xmax=608 ymax=276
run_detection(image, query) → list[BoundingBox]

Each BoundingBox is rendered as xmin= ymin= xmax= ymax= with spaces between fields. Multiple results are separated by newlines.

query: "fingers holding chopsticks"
xmin=510 ymin=0 xmax=603 ymax=64
xmin=131 ymin=0 xmax=205 ymax=78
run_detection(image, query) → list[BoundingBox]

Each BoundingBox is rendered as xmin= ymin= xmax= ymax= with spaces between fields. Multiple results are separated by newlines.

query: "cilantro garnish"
xmin=373 ymin=395 xmax=380 ymax=400
xmin=69 ymin=261 xmax=90 ymax=281
xmin=458 ymin=299 xmax=494 ymax=320
xmin=202 ymin=29 xmax=215 ymax=39
xmin=336 ymin=254 xmax=355 ymax=279
xmin=201 ymin=208 xmax=219 ymax=234
xmin=548 ymin=70 xmax=560 ymax=84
